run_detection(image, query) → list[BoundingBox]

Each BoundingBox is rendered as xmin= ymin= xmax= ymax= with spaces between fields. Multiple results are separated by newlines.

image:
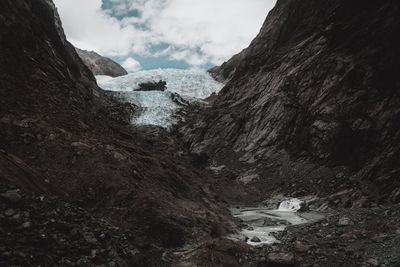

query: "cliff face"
xmin=76 ymin=48 xmax=128 ymax=77
xmin=187 ymin=0 xmax=400 ymax=205
xmin=0 ymin=1 xmax=231 ymax=264
xmin=0 ymin=0 xmax=97 ymax=120
xmin=208 ymin=49 xmax=246 ymax=83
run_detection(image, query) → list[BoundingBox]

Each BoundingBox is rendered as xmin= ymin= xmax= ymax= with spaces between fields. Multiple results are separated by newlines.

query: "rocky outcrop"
xmin=76 ymin=48 xmax=128 ymax=77
xmin=0 ymin=0 xmax=233 ymax=264
xmin=208 ymin=49 xmax=246 ymax=83
xmin=188 ymin=0 xmax=400 ymax=205
xmin=0 ymin=181 xmax=164 ymax=266
xmin=135 ymin=80 xmax=167 ymax=91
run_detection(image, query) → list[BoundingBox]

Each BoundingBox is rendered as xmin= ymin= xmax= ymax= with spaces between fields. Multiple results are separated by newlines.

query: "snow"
xmin=96 ymin=69 xmax=223 ymax=128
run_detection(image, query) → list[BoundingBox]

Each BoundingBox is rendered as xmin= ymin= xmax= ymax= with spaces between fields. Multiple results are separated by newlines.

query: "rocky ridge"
xmin=185 ymin=0 xmax=400 ymax=206
xmin=2 ymin=0 xmax=400 ymax=266
xmin=0 ymin=0 xmax=233 ymax=265
xmin=75 ymin=48 xmax=128 ymax=78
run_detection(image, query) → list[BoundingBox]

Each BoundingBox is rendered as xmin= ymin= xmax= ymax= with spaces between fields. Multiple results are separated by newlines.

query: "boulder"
xmin=135 ymin=80 xmax=167 ymax=92
xmin=267 ymin=252 xmax=295 ymax=266
xmin=0 ymin=190 xmax=22 ymax=203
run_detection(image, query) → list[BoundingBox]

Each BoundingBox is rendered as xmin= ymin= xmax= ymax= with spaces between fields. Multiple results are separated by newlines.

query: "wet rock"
xmin=336 ymin=172 xmax=345 ymax=179
xmin=83 ymin=231 xmax=98 ymax=244
xmin=113 ymin=152 xmax=126 ymax=161
xmin=262 ymin=194 xmax=287 ymax=209
xmin=294 ymin=241 xmax=311 ymax=253
xmin=338 ymin=216 xmax=353 ymax=226
xmin=70 ymin=227 xmax=80 ymax=237
xmin=267 ymin=252 xmax=295 ymax=266
xmin=250 ymin=236 xmax=261 ymax=243
xmin=11 ymin=213 xmax=21 ymax=221
xmin=71 ymin=141 xmax=91 ymax=150
xmin=4 ymin=209 xmax=15 ymax=217
xmin=0 ymin=190 xmax=22 ymax=203
xmin=366 ymin=258 xmax=379 ymax=266
xmin=21 ymin=221 xmax=31 ymax=229
xmin=297 ymin=201 xmax=309 ymax=212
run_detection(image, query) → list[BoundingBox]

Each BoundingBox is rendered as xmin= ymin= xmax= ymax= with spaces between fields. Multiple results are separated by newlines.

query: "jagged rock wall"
xmin=208 ymin=49 xmax=246 ymax=83
xmin=0 ymin=0 xmax=97 ymax=118
xmin=0 ymin=0 xmax=233 ymax=262
xmin=187 ymin=0 xmax=400 ymax=204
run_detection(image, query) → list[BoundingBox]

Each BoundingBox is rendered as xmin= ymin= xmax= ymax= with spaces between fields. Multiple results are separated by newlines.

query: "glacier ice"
xmin=96 ymin=68 xmax=224 ymax=128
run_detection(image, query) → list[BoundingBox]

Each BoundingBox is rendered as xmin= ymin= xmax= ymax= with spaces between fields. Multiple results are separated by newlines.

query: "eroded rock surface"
xmin=76 ymin=48 xmax=128 ymax=77
xmin=185 ymin=0 xmax=400 ymax=206
xmin=0 ymin=0 xmax=233 ymax=264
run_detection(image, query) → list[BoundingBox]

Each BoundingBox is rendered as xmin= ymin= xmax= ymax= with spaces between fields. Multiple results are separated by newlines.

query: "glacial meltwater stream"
xmin=230 ymin=199 xmax=325 ymax=246
xmin=97 ymin=72 xmax=323 ymax=248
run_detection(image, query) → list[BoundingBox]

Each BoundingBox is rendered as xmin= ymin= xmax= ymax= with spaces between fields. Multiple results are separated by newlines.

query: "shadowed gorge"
xmin=0 ymin=0 xmax=233 ymax=265
xmin=1 ymin=0 xmax=400 ymax=266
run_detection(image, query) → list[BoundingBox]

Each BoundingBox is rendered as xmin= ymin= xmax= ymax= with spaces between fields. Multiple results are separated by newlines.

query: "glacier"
xmin=96 ymin=69 xmax=224 ymax=128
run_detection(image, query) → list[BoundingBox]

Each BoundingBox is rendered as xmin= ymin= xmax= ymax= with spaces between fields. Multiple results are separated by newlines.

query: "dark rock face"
xmin=0 ymin=182 xmax=164 ymax=266
xmin=136 ymin=80 xmax=167 ymax=92
xmin=76 ymin=48 xmax=128 ymax=77
xmin=0 ymin=0 xmax=97 ymax=119
xmin=0 ymin=0 xmax=233 ymax=263
xmin=208 ymin=49 xmax=246 ymax=83
xmin=189 ymin=0 xmax=400 ymax=204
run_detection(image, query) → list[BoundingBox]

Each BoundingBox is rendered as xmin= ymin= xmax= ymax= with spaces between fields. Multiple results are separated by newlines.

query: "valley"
xmin=1 ymin=0 xmax=400 ymax=266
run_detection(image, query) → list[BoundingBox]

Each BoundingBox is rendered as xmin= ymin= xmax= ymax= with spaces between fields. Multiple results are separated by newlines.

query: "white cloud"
xmin=54 ymin=0 xmax=276 ymax=67
xmin=121 ymin=57 xmax=142 ymax=72
xmin=54 ymin=0 xmax=149 ymax=55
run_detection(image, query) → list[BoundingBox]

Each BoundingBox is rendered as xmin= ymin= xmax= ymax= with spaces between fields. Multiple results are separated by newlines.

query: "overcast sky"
xmin=54 ymin=0 xmax=276 ymax=71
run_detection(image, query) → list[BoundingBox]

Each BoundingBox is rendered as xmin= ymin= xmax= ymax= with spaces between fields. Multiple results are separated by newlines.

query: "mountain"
xmin=0 ymin=0 xmax=232 ymax=265
xmin=186 ymin=0 xmax=400 ymax=206
xmin=75 ymin=48 xmax=128 ymax=77
xmin=3 ymin=0 xmax=400 ymax=265
xmin=208 ymin=49 xmax=246 ymax=83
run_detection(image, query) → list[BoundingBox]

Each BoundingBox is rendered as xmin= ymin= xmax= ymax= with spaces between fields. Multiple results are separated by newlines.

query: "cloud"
xmin=121 ymin=57 xmax=142 ymax=72
xmin=54 ymin=0 xmax=149 ymax=55
xmin=54 ymin=0 xmax=276 ymax=67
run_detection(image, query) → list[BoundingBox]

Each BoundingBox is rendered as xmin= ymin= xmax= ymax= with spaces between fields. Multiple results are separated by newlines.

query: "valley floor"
xmin=2 ymin=71 xmax=400 ymax=267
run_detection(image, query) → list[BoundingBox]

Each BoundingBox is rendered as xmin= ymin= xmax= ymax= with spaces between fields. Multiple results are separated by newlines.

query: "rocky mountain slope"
xmin=3 ymin=0 xmax=400 ymax=266
xmin=76 ymin=48 xmax=128 ymax=77
xmin=208 ymin=50 xmax=246 ymax=83
xmin=186 ymin=0 xmax=400 ymax=206
xmin=0 ymin=0 xmax=233 ymax=265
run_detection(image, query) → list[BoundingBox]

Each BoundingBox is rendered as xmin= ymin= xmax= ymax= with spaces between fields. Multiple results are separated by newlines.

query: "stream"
xmin=230 ymin=198 xmax=325 ymax=246
xmin=96 ymin=72 xmax=325 ymax=249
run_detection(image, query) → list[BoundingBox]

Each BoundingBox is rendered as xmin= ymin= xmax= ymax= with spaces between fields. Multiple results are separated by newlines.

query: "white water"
xmin=230 ymin=199 xmax=324 ymax=246
xmin=96 ymin=69 xmax=223 ymax=128
xmin=278 ymin=198 xmax=304 ymax=211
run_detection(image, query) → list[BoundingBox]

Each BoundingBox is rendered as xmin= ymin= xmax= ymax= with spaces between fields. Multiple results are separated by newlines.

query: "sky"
xmin=53 ymin=0 xmax=276 ymax=71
